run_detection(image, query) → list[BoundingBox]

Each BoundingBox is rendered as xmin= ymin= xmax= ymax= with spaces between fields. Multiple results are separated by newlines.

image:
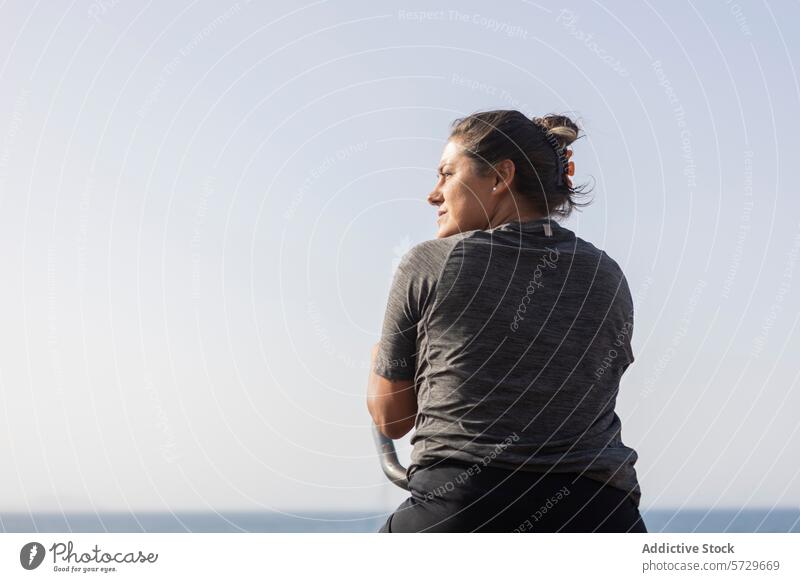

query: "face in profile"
xmin=427 ymin=140 xmax=497 ymax=239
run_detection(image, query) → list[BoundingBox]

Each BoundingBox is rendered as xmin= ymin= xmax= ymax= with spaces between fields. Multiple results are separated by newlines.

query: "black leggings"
xmin=378 ymin=461 xmax=647 ymax=533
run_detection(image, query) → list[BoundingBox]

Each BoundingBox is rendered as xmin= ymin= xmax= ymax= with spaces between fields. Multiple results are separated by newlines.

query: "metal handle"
xmin=371 ymin=424 xmax=409 ymax=491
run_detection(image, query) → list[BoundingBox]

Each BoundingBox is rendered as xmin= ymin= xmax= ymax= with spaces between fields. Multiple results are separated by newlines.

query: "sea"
xmin=1 ymin=509 xmax=798 ymax=533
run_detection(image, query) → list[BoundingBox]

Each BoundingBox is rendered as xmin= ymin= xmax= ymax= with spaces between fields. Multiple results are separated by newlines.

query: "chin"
xmin=436 ymin=220 xmax=455 ymax=238
xmin=436 ymin=215 xmax=472 ymax=238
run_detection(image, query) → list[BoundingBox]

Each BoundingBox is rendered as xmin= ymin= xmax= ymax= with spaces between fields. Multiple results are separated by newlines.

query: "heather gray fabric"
xmin=374 ymin=217 xmax=642 ymax=508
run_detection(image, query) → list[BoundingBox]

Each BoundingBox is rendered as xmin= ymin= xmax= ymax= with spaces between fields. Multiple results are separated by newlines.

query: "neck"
xmin=488 ymin=202 xmax=545 ymax=229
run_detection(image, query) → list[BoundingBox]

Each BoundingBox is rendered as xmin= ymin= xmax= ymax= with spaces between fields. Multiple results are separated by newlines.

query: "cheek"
xmin=446 ymin=186 xmax=482 ymax=220
xmin=444 ymin=181 xmax=474 ymax=213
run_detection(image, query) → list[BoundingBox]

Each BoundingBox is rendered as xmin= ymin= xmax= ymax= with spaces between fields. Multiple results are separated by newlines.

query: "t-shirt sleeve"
xmin=373 ymin=242 xmax=442 ymax=381
xmin=616 ymin=273 xmax=636 ymax=371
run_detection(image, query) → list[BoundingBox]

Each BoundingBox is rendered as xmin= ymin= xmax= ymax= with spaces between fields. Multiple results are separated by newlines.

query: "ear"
xmin=492 ymin=159 xmax=516 ymax=193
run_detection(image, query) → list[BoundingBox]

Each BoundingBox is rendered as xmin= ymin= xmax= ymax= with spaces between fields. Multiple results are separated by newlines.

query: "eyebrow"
xmin=437 ymin=162 xmax=451 ymax=172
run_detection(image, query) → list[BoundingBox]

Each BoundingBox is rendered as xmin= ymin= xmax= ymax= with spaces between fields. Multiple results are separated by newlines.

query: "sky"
xmin=0 ymin=0 xmax=798 ymax=514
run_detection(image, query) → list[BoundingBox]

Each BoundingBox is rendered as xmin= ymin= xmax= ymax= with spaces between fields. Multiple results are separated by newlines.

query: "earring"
xmin=492 ymin=187 xmax=496 ymax=191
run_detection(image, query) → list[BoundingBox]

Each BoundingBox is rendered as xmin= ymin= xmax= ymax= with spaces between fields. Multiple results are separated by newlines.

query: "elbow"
xmin=367 ymin=402 xmax=414 ymax=439
xmin=366 ymin=374 xmax=417 ymax=440
xmin=376 ymin=417 xmax=413 ymax=440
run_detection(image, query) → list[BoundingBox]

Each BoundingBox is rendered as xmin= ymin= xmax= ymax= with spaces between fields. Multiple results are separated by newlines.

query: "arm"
xmin=368 ymin=243 xmax=433 ymax=440
xmin=367 ymin=342 xmax=418 ymax=439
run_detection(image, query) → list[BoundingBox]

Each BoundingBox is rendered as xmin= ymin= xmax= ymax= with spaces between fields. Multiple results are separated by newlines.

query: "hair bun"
xmin=531 ymin=114 xmax=580 ymax=149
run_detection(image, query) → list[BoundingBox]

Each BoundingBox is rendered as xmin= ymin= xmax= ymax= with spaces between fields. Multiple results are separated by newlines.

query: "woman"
xmin=367 ymin=109 xmax=646 ymax=533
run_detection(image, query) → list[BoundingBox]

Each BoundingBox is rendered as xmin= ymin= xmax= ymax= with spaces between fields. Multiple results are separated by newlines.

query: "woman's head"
xmin=427 ymin=109 xmax=591 ymax=238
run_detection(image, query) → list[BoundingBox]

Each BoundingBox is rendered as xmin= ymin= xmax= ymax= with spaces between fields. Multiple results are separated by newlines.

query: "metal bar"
xmin=371 ymin=424 xmax=409 ymax=491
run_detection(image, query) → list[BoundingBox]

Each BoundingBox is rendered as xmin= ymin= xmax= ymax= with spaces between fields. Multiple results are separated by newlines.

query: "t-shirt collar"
xmin=494 ymin=217 xmax=559 ymax=237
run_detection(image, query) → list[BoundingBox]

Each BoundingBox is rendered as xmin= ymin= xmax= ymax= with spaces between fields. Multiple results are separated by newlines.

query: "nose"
xmin=427 ymin=186 xmax=442 ymax=206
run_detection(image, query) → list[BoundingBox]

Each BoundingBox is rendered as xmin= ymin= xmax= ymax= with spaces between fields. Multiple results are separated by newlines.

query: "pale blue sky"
xmin=0 ymin=0 xmax=798 ymax=514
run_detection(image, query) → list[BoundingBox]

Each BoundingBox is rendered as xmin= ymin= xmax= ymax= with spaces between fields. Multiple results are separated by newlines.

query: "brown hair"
xmin=448 ymin=109 xmax=592 ymax=219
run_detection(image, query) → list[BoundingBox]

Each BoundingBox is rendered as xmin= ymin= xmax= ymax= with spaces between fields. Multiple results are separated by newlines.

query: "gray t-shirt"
xmin=374 ymin=217 xmax=642 ymax=507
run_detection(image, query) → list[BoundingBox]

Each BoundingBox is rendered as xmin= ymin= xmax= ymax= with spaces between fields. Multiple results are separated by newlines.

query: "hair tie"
xmin=532 ymin=119 xmax=574 ymax=188
xmin=564 ymin=148 xmax=575 ymax=188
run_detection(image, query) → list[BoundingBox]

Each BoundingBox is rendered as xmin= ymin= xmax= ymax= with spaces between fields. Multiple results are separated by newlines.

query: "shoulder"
xmin=572 ymin=235 xmax=625 ymax=274
xmin=570 ymin=235 xmax=632 ymax=288
xmin=397 ymin=233 xmax=472 ymax=274
xmin=587 ymin=242 xmax=634 ymax=307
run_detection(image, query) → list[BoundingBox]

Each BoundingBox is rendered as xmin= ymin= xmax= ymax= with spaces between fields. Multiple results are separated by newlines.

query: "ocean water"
xmin=1 ymin=509 xmax=798 ymax=533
